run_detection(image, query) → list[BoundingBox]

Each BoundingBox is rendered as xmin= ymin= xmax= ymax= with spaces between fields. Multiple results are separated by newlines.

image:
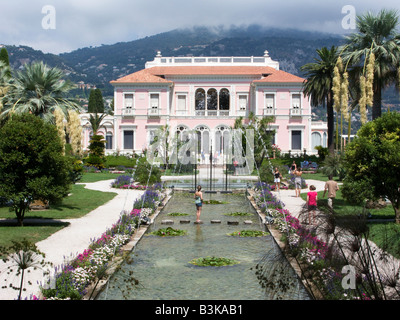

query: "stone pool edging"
xmin=246 ymin=189 xmax=321 ymax=300
xmin=82 ymin=188 xmax=174 ymax=300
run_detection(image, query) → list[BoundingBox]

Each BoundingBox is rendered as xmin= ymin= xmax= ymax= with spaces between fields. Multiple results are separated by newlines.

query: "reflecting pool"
xmin=97 ymin=192 xmax=311 ymax=300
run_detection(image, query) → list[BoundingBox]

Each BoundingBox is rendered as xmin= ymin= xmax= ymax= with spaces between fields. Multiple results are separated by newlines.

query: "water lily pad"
xmin=202 ymin=200 xmax=228 ymax=204
xmin=227 ymin=230 xmax=269 ymax=237
xmin=150 ymin=227 xmax=187 ymax=237
xmin=223 ymin=212 xmax=253 ymax=216
xmin=189 ymin=256 xmax=239 ymax=267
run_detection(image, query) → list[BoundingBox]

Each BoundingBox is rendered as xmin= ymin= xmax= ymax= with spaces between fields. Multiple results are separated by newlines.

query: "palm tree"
xmin=340 ymin=9 xmax=400 ymax=120
xmin=89 ymin=112 xmax=107 ymax=134
xmin=0 ymin=61 xmax=12 ymax=111
xmin=1 ymin=61 xmax=79 ymax=121
xmin=301 ymin=46 xmax=338 ymax=155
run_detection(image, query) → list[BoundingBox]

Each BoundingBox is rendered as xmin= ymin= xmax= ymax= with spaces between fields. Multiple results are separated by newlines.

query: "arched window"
xmin=207 ymin=89 xmax=218 ymax=110
xmin=195 ymin=126 xmax=210 ymax=154
xmin=176 ymin=125 xmax=189 ymax=142
xmin=219 ymin=89 xmax=230 ymax=110
xmin=311 ymin=132 xmax=322 ymax=151
xmin=215 ymin=126 xmax=231 ymax=154
xmin=195 ymin=89 xmax=205 ymax=110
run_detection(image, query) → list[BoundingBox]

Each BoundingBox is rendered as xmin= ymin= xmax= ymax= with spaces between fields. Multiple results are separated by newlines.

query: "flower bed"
xmin=39 ymin=184 xmax=166 ymax=300
xmin=252 ymin=183 xmax=376 ymax=300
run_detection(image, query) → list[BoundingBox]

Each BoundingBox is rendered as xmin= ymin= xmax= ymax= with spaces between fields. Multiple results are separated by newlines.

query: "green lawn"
xmin=79 ymin=172 xmax=127 ymax=183
xmin=301 ymin=172 xmax=330 ymax=181
xmin=300 ymin=184 xmax=399 ymax=258
xmin=0 ymin=184 xmax=118 ymax=247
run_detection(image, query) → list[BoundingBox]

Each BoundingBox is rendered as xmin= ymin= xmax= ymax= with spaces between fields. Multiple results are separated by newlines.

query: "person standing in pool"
xmin=194 ymin=185 xmax=203 ymax=223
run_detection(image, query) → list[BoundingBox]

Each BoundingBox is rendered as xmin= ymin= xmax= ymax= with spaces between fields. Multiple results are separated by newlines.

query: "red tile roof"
xmin=110 ymin=66 xmax=305 ymax=84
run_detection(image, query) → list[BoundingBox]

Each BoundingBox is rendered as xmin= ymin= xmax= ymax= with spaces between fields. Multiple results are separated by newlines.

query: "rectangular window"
xmin=124 ymin=94 xmax=134 ymax=108
xmin=177 ymin=95 xmax=186 ymax=111
xmin=266 ymin=130 xmax=276 ymax=145
xmin=124 ymin=131 xmax=134 ymax=150
xmin=265 ymin=94 xmax=274 ymax=109
xmin=238 ymin=95 xmax=247 ymax=111
xmin=106 ymin=134 xmax=113 ymax=150
xmin=291 ymin=130 xmax=301 ymax=150
xmin=292 ymin=94 xmax=301 ymax=109
xmin=150 ymin=94 xmax=159 ymax=109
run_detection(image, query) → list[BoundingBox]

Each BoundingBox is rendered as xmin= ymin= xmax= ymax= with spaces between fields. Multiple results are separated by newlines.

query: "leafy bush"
xmin=133 ymin=157 xmax=161 ymax=185
xmin=105 ymin=154 xmax=136 ymax=168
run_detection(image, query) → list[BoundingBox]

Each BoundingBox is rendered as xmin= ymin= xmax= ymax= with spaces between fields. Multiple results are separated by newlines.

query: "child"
xmin=194 ymin=185 xmax=203 ymax=223
xmin=306 ymin=185 xmax=318 ymax=225
xmin=273 ymin=167 xmax=282 ymax=191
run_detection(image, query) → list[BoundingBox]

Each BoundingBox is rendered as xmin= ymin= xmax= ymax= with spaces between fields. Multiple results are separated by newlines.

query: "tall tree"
xmin=340 ymin=9 xmax=400 ymax=120
xmin=342 ymin=111 xmax=400 ymax=224
xmin=88 ymin=88 xmax=104 ymax=113
xmin=301 ymin=46 xmax=338 ymax=155
xmin=0 ymin=61 xmax=79 ymax=122
xmin=0 ymin=114 xmax=71 ymax=226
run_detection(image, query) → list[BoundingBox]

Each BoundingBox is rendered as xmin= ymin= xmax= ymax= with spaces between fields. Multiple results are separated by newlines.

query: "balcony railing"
xmin=290 ymin=107 xmax=301 ymax=116
xmin=148 ymin=108 xmax=160 ymax=117
xmin=263 ymin=107 xmax=275 ymax=116
xmin=122 ymin=108 xmax=135 ymax=116
xmin=194 ymin=110 xmax=231 ymax=117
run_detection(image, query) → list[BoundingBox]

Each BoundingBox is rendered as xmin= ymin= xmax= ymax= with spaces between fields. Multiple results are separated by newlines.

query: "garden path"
xmin=0 ymin=180 xmax=144 ymax=300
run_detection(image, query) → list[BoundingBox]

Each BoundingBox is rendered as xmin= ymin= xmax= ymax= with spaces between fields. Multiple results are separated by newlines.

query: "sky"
xmin=0 ymin=0 xmax=399 ymax=54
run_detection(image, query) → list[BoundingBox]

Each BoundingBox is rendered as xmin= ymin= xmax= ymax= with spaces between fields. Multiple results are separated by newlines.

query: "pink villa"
xmin=80 ymin=51 xmax=327 ymax=160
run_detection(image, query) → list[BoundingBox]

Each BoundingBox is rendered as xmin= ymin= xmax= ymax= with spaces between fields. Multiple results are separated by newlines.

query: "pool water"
xmin=97 ymin=192 xmax=311 ymax=300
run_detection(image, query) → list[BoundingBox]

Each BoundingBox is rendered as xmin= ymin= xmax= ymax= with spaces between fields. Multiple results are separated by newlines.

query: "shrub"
xmin=133 ymin=157 xmax=161 ymax=185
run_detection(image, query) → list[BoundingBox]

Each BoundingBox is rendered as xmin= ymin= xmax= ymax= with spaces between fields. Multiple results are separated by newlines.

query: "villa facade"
xmin=80 ymin=51 xmax=327 ymax=159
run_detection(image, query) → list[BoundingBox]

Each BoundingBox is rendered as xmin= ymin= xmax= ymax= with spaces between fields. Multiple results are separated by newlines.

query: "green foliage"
xmin=314 ymin=145 xmax=329 ymax=161
xmin=68 ymin=157 xmax=84 ymax=183
xmin=234 ymin=113 xmax=274 ymax=168
xmin=41 ymin=269 xmax=84 ymax=300
xmin=342 ymin=112 xmax=400 ymax=223
xmin=0 ymin=114 xmax=72 ymax=226
xmin=223 ymin=212 xmax=253 ymax=216
xmin=228 ymin=230 xmax=269 ymax=237
xmin=189 ymin=256 xmax=239 ymax=267
xmin=105 ymin=154 xmax=136 ymax=168
xmin=88 ymin=88 xmax=104 ymax=113
xmin=85 ymin=135 xmax=106 ymax=169
xmin=133 ymin=157 xmax=161 ymax=185
xmin=322 ymin=154 xmax=346 ymax=180
xmin=0 ymin=61 xmax=79 ymax=121
xmin=167 ymin=212 xmax=189 ymax=216
xmin=0 ymin=48 xmax=10 ymax=66
xmin=202 ymin=199 xmax=228 ymax=204
xmin=341 ymin=9 xmax=400 ymax=120
xmin=301 ymin=46 xmax=338 ymax=154
xmin=150 ymin=227 xmax=187 ymax=237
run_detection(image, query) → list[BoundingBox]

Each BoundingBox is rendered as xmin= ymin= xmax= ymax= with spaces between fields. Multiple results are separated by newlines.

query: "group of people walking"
xmin=273 ymin=160 xmax=339 ymax=226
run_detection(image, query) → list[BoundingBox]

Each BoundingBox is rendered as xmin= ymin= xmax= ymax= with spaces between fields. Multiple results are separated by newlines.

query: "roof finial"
xmin=264 ymin=50 xmax=270 ymax=57
xmin=156 ymin=51 xmax=162 ymax=57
